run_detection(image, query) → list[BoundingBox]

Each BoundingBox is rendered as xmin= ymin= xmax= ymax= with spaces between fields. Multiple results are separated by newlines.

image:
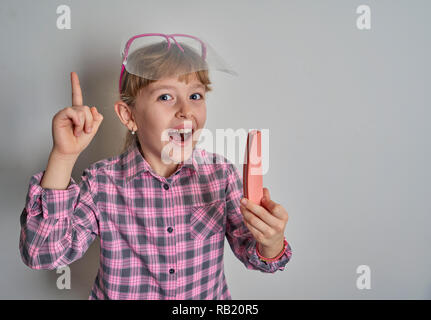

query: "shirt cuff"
xmin=256 ymin=237 xmax=289 ymax=262
xmin=246 ymin=237 xmax=292 ymax=273
xmin=25 ymin=170 xmax=79 ymax=219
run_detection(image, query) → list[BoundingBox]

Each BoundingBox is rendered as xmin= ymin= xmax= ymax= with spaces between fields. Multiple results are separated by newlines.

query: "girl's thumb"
xmin=91 ymin=106 xmax=103 ymax=122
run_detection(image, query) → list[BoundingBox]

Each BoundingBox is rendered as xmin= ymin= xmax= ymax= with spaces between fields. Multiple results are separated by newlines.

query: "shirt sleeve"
xmin=224 ymin=162 xmax=292 ymax=273
xmin=19 ymin=166 xmax=100 ymax=270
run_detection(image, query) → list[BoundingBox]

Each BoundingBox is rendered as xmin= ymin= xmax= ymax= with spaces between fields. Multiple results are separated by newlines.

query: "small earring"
xmin=131 ymin=130 xmax=135 ymax=135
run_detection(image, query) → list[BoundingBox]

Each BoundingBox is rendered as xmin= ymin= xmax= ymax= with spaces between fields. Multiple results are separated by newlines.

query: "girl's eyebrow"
xmin=149 ymin=83 xmax=205 ymax=95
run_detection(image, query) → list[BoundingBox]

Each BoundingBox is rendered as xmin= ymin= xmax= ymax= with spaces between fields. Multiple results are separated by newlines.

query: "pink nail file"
xmin=243 ymin=130 xmax=263 ymax=205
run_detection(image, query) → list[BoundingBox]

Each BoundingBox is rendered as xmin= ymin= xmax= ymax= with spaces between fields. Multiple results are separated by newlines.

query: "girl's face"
xmin=133 ymin=75 xmax=207 ymax=164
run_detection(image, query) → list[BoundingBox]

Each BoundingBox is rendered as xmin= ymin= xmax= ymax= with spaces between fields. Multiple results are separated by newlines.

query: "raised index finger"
xmin=71 ymin=71 xmax=83 ymax=106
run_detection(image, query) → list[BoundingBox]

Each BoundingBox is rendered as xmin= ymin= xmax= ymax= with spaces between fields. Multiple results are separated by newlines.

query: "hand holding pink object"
xmin=241 ymin=130 xmax=290 ymax=260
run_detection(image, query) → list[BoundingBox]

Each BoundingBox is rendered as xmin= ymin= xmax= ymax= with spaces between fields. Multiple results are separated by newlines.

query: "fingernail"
xmin=241 ymin=198 xmax=247 ymax=205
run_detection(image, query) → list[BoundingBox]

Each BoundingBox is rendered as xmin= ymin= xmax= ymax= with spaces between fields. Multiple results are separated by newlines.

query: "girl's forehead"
xmin=154 ymin=73 xmax=201 ymax=85
xmin=147 ymin=78 xmax=204 ymax=91
xmin=137 ymin=78 xmax=205 ymax=100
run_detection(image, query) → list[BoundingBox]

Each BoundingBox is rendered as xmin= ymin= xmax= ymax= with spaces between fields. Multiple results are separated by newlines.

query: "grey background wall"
xmin=1 ymin=0 xmax=430 ymax=299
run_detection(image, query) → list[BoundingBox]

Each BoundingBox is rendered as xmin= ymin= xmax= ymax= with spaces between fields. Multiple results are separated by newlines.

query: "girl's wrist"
xmin=41 ymin=150 xmax=78 ymax=190
xmin=256 ymin=237 xmax=288 ymax=262
xmin=50 ymin=148 xmax=79 ymax=163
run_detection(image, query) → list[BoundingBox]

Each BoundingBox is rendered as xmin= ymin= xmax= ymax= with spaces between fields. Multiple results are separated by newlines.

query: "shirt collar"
xmin=123 ymin=140 xmax=201 ymax=184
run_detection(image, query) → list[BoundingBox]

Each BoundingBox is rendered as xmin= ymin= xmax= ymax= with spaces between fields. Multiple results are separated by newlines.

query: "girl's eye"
xmin=158 ymin=94 xmax=172 ymax=101
xmin=190 ymin=93 xmax=203 ymax=100
xmin=157 ymin=93 xmax=204 ymax=101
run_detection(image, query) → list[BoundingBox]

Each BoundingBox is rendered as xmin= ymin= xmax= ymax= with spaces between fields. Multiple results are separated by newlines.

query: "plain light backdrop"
xmin=0 ymin=0 xmax=430 ymax=299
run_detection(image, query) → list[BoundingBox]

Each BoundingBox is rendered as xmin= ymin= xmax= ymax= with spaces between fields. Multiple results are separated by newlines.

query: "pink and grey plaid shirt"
xmin=19 ymin=140 xmax=292 ymax=299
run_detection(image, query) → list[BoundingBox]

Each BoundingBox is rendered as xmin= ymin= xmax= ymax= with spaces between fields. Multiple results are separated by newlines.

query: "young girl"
xmin=19 ymin=33 xmax=292 ymax=300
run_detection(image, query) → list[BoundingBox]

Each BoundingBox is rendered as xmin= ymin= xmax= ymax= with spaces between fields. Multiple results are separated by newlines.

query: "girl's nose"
xmin=176 ymin=100 xmax=193 ymax=117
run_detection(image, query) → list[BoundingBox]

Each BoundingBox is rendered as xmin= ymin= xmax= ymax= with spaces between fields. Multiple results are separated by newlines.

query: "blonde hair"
xmin=119 ymin=41 xmax=213 ymax=153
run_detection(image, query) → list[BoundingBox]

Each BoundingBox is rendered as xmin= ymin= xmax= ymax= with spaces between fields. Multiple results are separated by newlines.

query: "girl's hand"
xmin=240 ymin=187 xmax=289 ymax=258
xmin=52 ymin=72 xmax=104 ymax=158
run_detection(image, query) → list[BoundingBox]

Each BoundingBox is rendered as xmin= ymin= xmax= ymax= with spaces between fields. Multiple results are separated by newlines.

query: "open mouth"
xmin=168 ymin=128 xmax=193 ymax=145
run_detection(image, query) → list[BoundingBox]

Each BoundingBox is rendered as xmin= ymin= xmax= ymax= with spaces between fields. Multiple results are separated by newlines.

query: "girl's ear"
xmin=114 ymin=100 xmax=135 ymax=129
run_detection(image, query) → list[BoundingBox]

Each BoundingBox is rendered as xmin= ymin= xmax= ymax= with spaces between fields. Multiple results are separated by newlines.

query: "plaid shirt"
xmin=19 ymin=140 xmax=292 ymax=300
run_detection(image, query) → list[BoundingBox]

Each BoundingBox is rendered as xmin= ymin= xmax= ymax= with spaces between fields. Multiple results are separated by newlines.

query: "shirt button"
xmin=163 ymin=184 xmax=169 ymax=190
xmin=169 ymin=268 xmax=175 ymax=274
xmin=167 ymin=227 xmax=173 ymax=233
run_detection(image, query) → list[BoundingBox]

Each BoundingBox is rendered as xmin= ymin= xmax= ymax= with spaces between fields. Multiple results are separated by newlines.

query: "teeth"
xmin=169 ymin=128 xmax=193 ymax=134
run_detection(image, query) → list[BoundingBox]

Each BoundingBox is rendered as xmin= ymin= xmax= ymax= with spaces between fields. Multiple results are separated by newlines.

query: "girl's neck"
xmin=137 ymin=140 xmax=180 ymax=178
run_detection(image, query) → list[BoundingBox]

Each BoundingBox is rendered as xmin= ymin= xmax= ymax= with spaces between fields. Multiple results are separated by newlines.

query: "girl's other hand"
xmin=51 ymin=72 xmax=104 ymax=158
